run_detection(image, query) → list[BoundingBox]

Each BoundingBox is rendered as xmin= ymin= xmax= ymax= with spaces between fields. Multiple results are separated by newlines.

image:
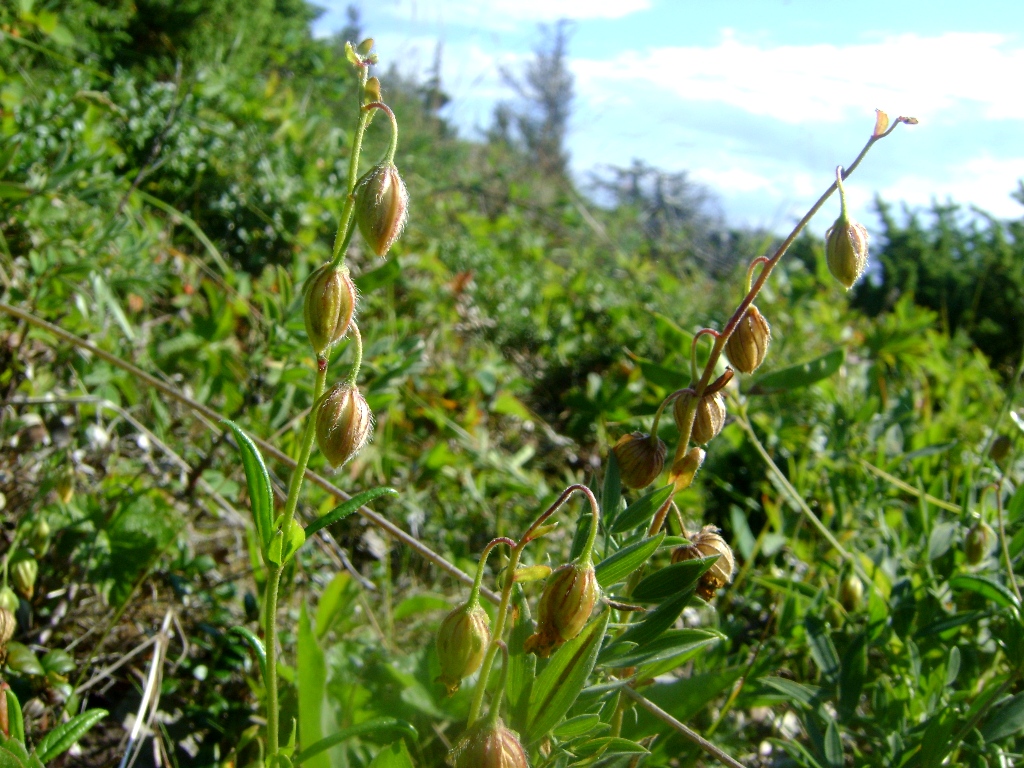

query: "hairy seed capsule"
xmin=0 ymin=607 xmax=14 ymax=647
xmin=671 ymin=446 xmax=706 ymax=491
xmin=303 ymin=263 xmax=357 ymax=355
xmin=839 ymin=574 xmax=864 ymax=612
xmin=673 ymin=390 xmax=726 ymax=446
xmin=315 ymin=385 xmax=373 ymax=468
xmin=10 ymin=556 xmax=38 ymax=600
xmin=725 ymin=305 xmax=771 ymax=374
xmin=435 ymin=601 xmax=491 ymax=696
xmin=524 ymin=562 xmax=598 ymax=658
xmin=825 ymin=216 xmax=869 ymax=289
xmin=671 ymin=525 xmax=735 ymax=601
xmin=354 ymin=162 xmax=409 ymax=258
xmin=448 ymin=719 xmax=529 ymax=768
xmin=964 ymin=521 xmax=996 ymax=565
xmin=612 ymin=431 xmax=667 ymax=490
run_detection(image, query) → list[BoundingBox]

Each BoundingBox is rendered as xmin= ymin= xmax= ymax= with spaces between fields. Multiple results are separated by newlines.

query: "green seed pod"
xmin=28 ymin=518 xmax=50 ymax=557
xmin=354 ymin=162 xmax=409 ymax=258
xmin=315 ymin=384 xmax=374 ymax=468
xmin=612 ymin=431 xmax=667 ymax=490
xmin=839 ymin=574 xmax=864 ymax=612
xmin=725 ymin=305 xmax=771 ymax=374
xmin=989 ymin=435 xmax=1012 ymax=463
xmin=524 ymin=562 xmax=598 ymax=658
xmin=303 ymin=263 xmax=357 ymax=355
xmin=435 ymin=601 xmax=490 ymax=696
xmin=0 ymin=607 xmax=15 ymax=647
xmin=448 ymin=719 xmax=529 ymax=768
xmin=825 ymin=216 xmax=869 ymax=289
xmin=10 ymin=556 xmax=38 ymax=600
xmin=671 ymin=525 xmax=735 ymax=601
xmin=670 ymin=446 xmax=706 ymax=491
xmin=964 ymin=521 xmax=995 ymax=565
xmin=673 ymin=390 xmax=726 ymax=446
xmin=0 ymin=587 xmax=18 ymax=614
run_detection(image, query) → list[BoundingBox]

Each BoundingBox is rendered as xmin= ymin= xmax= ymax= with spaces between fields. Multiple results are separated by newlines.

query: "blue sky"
xmin=314 ymin=1 xmax=1024 ymax=234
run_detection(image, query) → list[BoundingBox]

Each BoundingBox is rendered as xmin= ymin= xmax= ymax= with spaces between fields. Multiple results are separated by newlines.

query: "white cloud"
xmin=571 ymin=31 xmax=1024 ymax=124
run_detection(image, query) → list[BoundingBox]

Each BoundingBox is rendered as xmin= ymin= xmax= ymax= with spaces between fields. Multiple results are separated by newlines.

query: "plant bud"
xmin=671 ymin=525 xmax=735 ymax=601
xmin=964 ymin=521 xmax=995 ymax=565
xmin=673 ymin=390 xmax=726 ymax=446
xmin=315 ymin=384 xmax=373 ymax=468
xmin=612 ymin=431 xmax=667 ymax=490
xmin=524 ymin=562 xmax=598 ymax=658
xmin=354 ymin=162 xmax=409 ymax=258
xmin=839 ymin=574 xmax=864 ymax=612
xmin=0 ymin=607 xmax=14 ymax=647
xmin=825 ymin=216 xmax=869 ymax=289
xmin=448 ymin=719 xmax=529 ymax=768
xmin=28 ymin=518 xmax=50 ymax=557
xmin=0 ymin=588 xmax=18 ymax=614
xmin=671 ymin=446 xmax=706 ymax=491
xmin=303 ymin=263 xmax=357 ymax=355
xmin=10 ymin=556 xmax=38 ymax=600
xmin=435 ymin=601 xmax=490 ymax=696
xmin=725 ymin=305 xmax=771 ymax=374
xmin=989 ymin=435 xmax=1012 ymax=463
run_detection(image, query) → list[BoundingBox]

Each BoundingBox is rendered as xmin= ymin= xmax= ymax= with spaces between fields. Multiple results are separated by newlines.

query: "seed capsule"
xmin=725 ymin=305 xmax=771 ymax=374
xmin=524 ymin=562 xmax=598 ymax=658
xmin=0 ymin=588 xmax=18 ymax=614
xmin=612 ymin=431 xmax=667 ymax=490
xmin=435 ymin=601 xmax=491 ymax=696
xmin=825 ymin=216 xmax=869 ymax=289
xmin=673 ymin=390 xmax=726 ymax=445
xmin=839 ymin=574 xmax=864 ymax=612
xmin=303 ymin=263 xmax=357 ymax=355
xmin=964 ymin=521 xmax=995 ymax=565
xmin=315 ymin=384 xmax=373 ymax=468
xmin=354 ymin=162 xmax=409 ymax=258
xmin=10 ymin=556 xmax=38 ymax=600
xmin=671 ymin=525 xmax=735 ymax=601
xmin=448 ymin=719 xmax=529 ymax=768
xmin=0 ymin=607 xmax=14 ymax=647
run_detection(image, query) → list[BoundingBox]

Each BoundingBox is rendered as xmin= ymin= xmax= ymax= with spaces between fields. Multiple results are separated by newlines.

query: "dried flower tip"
xmin=825 ymin=217 xmax=869 ymax=289
xmin=671 ymin=525 xmax=735 ymax=601
xmin=613 ymin=431 xmax=667 ymax=490
xmin=448 ymin=719 xmax=529 ymax=768
xmin=435 ymin=601 xmax=491 ymax=696
xmin=524 ymin=562 xmax=598 ymax=658
xmin=315 ymin=384 xmax=373 ymax=468
xmin=839 ymin=574 xmax=864 ymax=612
xmin=11 ymin=556 xmax=38 ymax=600
xmin=673 ymin=390 xmax=726 ymax=446
xmin=303 ymin=263 xmax=357 ymax=355
xmin=355 ymin=162 xmax=409 ymax=258
xmin=964 ymin=521 xmax=995 ymax=565
xmin=725 ymin=305 xmax=771 ymax=374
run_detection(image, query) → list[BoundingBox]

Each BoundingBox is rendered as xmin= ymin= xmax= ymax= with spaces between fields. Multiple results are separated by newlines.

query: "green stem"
xmin=330 ymin=66 xmax=372 ymax=269
xmin=471 ymin=538 xmax=516 ymax=604
xmin=344 ymin=324 xmax=364 ymax=386
xmin=996 ymin=481 xmax=1023 ymax=605
xmin=486 ymin=643 xmax=510 ymax=727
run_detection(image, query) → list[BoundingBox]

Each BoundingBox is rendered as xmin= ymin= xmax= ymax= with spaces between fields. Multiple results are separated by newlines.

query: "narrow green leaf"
xmin=293 ymin=720 xmax=418 ymax=766
xmin=5 ymin=689 xmax=24 ymax=744
xmin=514 ymin=565 xmax=553 ymax=583
xmin=823 ymin=719 xmax=843 ymax=768
xmin=980 ymin=692 xmax=1024 ymax=743
xmin=595 ymin=532 xmax=664 ymax=588
xmin=569 ymin=511 xmax=592 ymax=561
xmin=949 ymin=574 xmax=1020 ymax=609
xmin=747 ymin=349 xmax=844 ymax=395
xmin=298 ymin=604 xmax=329 ymax=768
xmin=610 ymin=485 xmax=674 ymax=534
xmin=927 ymin=522 xmax=957 ymax=561
xmin=526 ymin=610 xmax=610 ymax=742
xmin=392 ymin=594 xmax=449 ymax=622
xmin=571 ymin=736 xmax=649 ymax=758
xmin=316 ymin=572 xmax=358 ymax=640
xmin=599 ymin=628 xmax=722 ymax=670
xmin=506 ymin=586 xmax=536 ymax=734
xmin=304 ymin=487 xmax=399 ymax=539
xmin=229 ymin=627 xmax=268 ymax=684
xmin=916 ymin=610 xmax=989 ymax=637
xmin=283 ymin=519 xmax=307 ymax=563
xmin=614 ymin=588 xmax=692 ymax=648
xmin=224 ymin=421 xmax=274 ymax=555
xmin=919 ymin=707 xmax=957 ymax=768
xmin=805 ymin=616 xmax=840 ymax=681
xmin=366 ymin=739 xmax=414 ymax=768
xmin=552 ymin=714 xmax=603 ymax=739
xmin=631 ymin=556 xmax=718 ymax=603
xmin=602 ymin=451 xmax=622 ymax=527
xmin=33 ymin=709 xmax=107 ymax=763
xmin=760 ymin=677 xmax=822 ymax=708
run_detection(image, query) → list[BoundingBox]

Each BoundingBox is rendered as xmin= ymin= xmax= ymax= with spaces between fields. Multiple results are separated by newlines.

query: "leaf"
xmin=552 ymin=714 xmax=603 ymax=739
xmin=927 ymin=522 xmax=956 ymax=561
xmin=5 ymin=689 xmax=24 ymax=744
xmin=316 ymin=572 xmax=358 ymax=640
xmin=980 ymin=692 xmax=1024 ymax=743
xmin=610 ymin=485 xmax=674 ymax=534
xmin=525 ymin=610 xmax=610 ymax=742
xmin=919 ymin=706 xmax=956 ymax=768
xmin=916 ymin=610 xmax=989 ymax=637
xmin=571 ymin=736 xmax=649 ymax=758
xmin=634 ymin=357 xmax=691 ymax=391
xmin=747 ymin=349 xmax=844 ymax=395
xmin=5 ymin=644 xmax=43 ymax=677
xmin=760 ymin=677 xmax=822 ymax=708
xmin=224 ymin=421 xmax=274 ymax=556
xmin=514 ymin=565 xmax=552 ymax=583
xmin=635 ymin=667 xmax=742 ymax=728
xmin=602 ymin=451 xmax=622 ymax=526
xmin=823 ymin=719 xmax=843 ymax=768
xmin=0 ymin=746 xmax=26 ymax=768
xmin=33 ymin=709 xmax=107 ymax=763
xmin=595 ymin=533 xmax=664 ymax=588
xmin=304 ymin=487 xmax=399 ymax=539
xmin=297 ymin=604 xmax=329 ymax=768
xmin=614 ymin=588 xmax=693 ymax=648
xmin=805 ymin=616 xmax=840 ymax=681
xmin=506 ymin=586 xmax=536 ymax=734
xmin=599 ymin=628 xmax=722 ymax=670
xmin=282 ymin=519 xmax=307 ymax=564
xmin=631 ymin=556 xmax=718 ymax=602
xmin=392 ymin=594 xmax=449 ymax=622
xmin=366 ymin=739 xmax=415 ymax=768
xmin=292 ymin=720 xmax=418 ymax=766
xmin=949 ymin=574 xmax=1020 ymax=609
xmin=354 ymin=258 xmax=401 ymax=294
xmin=569 ymin=512 xmax=592 ymax=562
xmin=229 ymin=627 xmax=268 ymax=684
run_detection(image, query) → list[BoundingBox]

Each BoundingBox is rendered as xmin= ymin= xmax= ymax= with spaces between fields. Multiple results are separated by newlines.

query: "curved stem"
xmin=344 ymin=324 xmax=364 ymax=386
xmin=470 ymin=538 xmax=515 ymax=604
xmin=363 ymin=101 xmax=399 ymax=164
xmin=744 ymin=257 xmax=769 ymax=294
xmin=690 ymin=329 xmax=718 ymax=384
